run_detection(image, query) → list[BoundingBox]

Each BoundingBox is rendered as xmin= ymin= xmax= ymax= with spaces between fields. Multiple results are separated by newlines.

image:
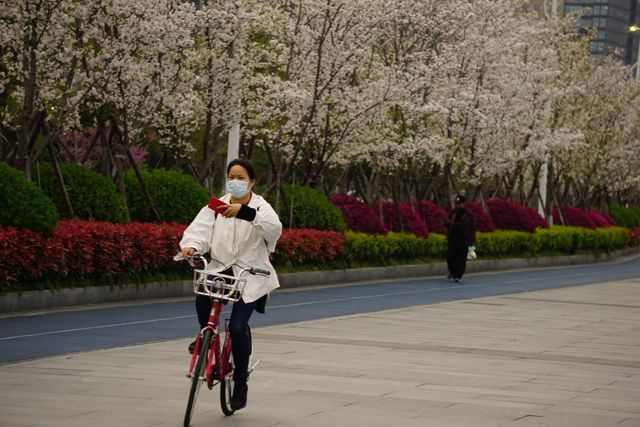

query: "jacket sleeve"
xmin=252 ymin=201 xmax=282 ymax=253
xmin=179 ymin=206 xmax=217 ymax=254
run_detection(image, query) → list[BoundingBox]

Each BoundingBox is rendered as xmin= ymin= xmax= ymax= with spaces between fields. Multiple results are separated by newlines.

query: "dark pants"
xmin=447 ymin=237 xmax=468 ymax=279
xmin=196 ymin=295 xmax=257 ymax=382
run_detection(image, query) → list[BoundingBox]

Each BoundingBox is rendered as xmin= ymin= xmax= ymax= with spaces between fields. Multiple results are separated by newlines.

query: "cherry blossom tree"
xmin=244 ymin=0 xmax=393 ymax=197
xmin=2 ymin=0 xmax=639 ymax=212
xmin=0 ymin=0 xmax=99 ymax=178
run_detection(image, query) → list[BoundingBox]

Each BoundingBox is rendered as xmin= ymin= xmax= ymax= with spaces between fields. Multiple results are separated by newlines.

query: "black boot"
xmin=231 ymin=380 xmax=248 ymax=410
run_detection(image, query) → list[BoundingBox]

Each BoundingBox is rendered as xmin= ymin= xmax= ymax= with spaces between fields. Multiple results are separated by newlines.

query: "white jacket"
xmin=179 ymin=193 xmax=282 ymax=303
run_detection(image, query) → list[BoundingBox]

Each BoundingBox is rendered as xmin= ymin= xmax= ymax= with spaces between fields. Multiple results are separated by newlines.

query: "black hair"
xmin=455 ymin=194 xmax=467 ymax=203
xmin=226 ymin=158 xmax=256 ymax=180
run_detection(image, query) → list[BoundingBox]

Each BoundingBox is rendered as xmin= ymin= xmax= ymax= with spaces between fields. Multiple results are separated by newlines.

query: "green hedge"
xmin=344 ymin=232 xmax=446 ymax=263
xmin=609 ymin=204 xmax=640 ymax=228
xmin=36 ymin=162 xmax=128 ymax=223
xmin=535 ymin=226 xmax=628 ymax=253
xmin=343 ymin=226 xmax=630 ymax=265
xmin=475 ymin=230 xmax=539 ymax=257
xmin=125 ymin=169 xmax=209 ymax=224
xmin=267 ymin=184 xmax=346 ymax=232
xmin=0 ymin=163 xmax=59 ymax=234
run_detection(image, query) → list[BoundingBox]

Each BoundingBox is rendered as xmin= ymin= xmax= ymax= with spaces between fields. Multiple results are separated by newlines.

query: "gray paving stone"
xmin=1 ymin=278 xmax=640 ymax=426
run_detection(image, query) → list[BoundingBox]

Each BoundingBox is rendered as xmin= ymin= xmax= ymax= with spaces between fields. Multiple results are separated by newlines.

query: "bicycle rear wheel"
xmin=220 ymin=325 xmax=253 ymax=415
xmin=184 ymin=329 xmax=212 ymax=427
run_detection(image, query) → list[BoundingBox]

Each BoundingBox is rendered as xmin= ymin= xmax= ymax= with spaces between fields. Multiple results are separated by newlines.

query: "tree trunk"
xmin=125 ymin=145 xmax=162 ymax=222
xmin=113 ymin=117 xmax=162 ymax=222
xmin=48 ymin=143 xmax=74 ymax=217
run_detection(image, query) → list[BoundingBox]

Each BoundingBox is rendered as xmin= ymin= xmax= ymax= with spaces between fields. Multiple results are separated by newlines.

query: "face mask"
xmin=226 ymin=179 xmax=250 ymax=198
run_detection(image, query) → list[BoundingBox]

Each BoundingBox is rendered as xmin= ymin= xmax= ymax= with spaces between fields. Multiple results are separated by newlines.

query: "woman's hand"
xmin=217 ymin=203 xmax=242 ymax=218
xmin=181 ymin=247 xmax=196 ymax=258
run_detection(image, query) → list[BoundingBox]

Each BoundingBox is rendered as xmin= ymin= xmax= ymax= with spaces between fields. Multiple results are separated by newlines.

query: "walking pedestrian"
xmin=179 ymin=158 xmax=282 ymax=411
xmin=444 ymin=194 xmax=476 ymax=282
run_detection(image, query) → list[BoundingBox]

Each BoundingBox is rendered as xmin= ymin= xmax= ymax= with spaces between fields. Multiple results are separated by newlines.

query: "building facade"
xmin=561 ymin=0 xmax=640 ymax=65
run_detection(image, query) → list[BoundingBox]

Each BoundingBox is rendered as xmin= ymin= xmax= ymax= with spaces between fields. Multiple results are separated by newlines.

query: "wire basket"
xmin=193 ymin=269 xmax=246 ymax=302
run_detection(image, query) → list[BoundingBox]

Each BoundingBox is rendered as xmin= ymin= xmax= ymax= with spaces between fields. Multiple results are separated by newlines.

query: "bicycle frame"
xmin=188 ymin=298 xmax=233 ymax=387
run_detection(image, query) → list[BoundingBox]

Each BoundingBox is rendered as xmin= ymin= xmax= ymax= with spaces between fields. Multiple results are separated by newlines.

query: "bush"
xmin=521 ymin=204 xmax=550 ymax=230
xmin=269 ymin=184 xmax=346 ymax=231
xmin=0 ymin=219 xmax=186 ymax=286
xmin=373 ymin=201 xmax=429 ymax=237
xmin=330 ymin=194 xmax=388 ymax=235
xmin=475 ymin=230 xmax=538 ymax=257
xmin=553 ymin=206 xmax=597 ymax=229
xmin=534 ymin=226 xmax=576 ymax=253
xmin=586 ymin=210 xmax=614 ymax=228
xmin=628 ymin=227 xmax=640 ymax=246
xmin=464 ymin=201 xmax=496 ymax=232
xmin=1 ymin=221 xmax=346 ymax=284
xmin=0 ymin=163 xmax=59 ymax=234
xmin=590 ymin=227 xmax=629 ymax=252
xmin=609 ymin=204 xmax=640 ymax=227
xmin=535 ymin=226 xmax=629 ymax=254
xmin=272 ymin=228 xmax=345 ymax=265
xmin=344 ymin=231 xmax=445 ymax=263
xmin=488 ymin=198 xmax=547 ymax=233
xmin=36 ymin=162 xmax=128 ymax=223
xmin=0 ymin=225 xmax=65 ymax=282
xmin=125 ymin=169 xmax=209 ymax=224
xmin=412 ymin=200 xmax=448 ymax=234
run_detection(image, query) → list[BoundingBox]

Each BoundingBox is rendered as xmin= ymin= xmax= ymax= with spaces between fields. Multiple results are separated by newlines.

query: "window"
xmin=565 ymin=5 xmax=593 ymax=15
xmin=594 ymin=17 xmax=608 ymax=28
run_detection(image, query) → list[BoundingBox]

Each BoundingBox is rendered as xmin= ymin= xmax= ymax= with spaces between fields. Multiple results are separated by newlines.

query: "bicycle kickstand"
xmin=247 ymin=359 xmax=261 ymax=375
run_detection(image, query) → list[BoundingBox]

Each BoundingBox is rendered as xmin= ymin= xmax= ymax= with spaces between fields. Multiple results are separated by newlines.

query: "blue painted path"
xmin=1 ymin=256 xmax=639 ymax=364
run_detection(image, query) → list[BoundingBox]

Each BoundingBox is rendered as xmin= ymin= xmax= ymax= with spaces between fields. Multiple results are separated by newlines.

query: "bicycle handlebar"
xmin=174 ymin=253 xmax=271 ymax=277
xmin=249 ymin=267 xmax=271 ymax=276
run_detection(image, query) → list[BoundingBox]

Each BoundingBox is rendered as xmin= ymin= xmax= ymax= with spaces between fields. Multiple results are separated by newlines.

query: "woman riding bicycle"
xmin=179 ymin=158 xmax=282 ymax=411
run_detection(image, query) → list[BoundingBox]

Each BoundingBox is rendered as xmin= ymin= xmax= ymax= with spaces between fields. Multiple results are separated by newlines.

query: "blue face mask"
xmin=226 ymin=179 xmax=250 ymax=198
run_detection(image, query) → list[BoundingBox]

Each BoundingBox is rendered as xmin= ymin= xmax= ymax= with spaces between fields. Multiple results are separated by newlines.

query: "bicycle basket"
xmin=193 ymin=269 xmax=247 ymax=302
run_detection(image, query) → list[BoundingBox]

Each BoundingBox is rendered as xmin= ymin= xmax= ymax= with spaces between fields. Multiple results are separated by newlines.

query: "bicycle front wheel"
xmin=184 ymin=329 xmax=212 ymax=427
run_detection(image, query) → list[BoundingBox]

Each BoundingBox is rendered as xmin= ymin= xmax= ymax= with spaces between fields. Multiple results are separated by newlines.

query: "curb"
xmin=1 ymin=247 xmax=639 ymax=314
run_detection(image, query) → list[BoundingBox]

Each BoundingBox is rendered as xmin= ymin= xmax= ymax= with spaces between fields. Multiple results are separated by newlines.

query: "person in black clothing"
xmin=444 ymin=194 xmax=476 ymax=282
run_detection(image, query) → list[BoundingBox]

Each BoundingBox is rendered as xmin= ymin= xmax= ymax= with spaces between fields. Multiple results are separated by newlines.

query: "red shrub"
xmin=273 ymin=229 xmax=345 ymax=264
xmin=464 ymin=201 xmax=496 ymax=232
xmin=0 ymin=220 xmax=187 ymax=283
xmin=0 ymin=225 xmax=68 ymax=283
xmin=488 ymin=198 xmax=548 ymax=233
xmin=521 ymin=204 xmax=550 ymax=230
xmin=1 ymin=220 xmax=348 ymax=283
xmin=586 ymin=210 xmax=614 ymax=227
xmin=553 ymin=206 xmax=597 ymax=229
xmin=412 ymin=200 xmax=448 ymax=234
xmin=628 ymin=227 xmax=640 ymax=246
xmin=373 ymin=201 xmax=429 ymax=238
xmin=52 ymin=220 xmax=96 ymax=275
xmin=123 ymin=222 xmax=186 ymax=270
xmin=0 ymin=227 xmax=40 ymax=281
xmin=330 ymin=194 xmax=388 ymax=235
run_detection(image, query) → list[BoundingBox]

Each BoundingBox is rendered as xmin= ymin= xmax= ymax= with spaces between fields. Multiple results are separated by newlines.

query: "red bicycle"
xmin=176 ymin=253 xmax=269 ymax=426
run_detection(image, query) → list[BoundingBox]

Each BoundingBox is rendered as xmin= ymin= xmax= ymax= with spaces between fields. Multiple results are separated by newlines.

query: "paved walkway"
xmin=1 ymin=278 xmax=639 ymax=427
